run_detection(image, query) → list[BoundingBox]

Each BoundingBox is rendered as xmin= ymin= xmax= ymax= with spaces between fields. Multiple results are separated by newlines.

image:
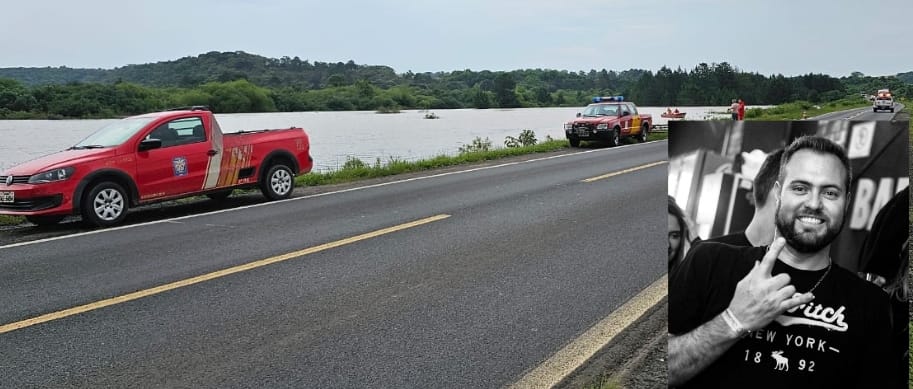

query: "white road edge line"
xmin=1 ymin=140 xmax=667 ymax=250
xmin=508 ymin=274 xmax=668 ymax=389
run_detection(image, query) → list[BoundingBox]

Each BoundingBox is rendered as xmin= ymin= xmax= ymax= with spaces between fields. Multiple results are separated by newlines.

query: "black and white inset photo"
xmin=666 ymin=120 xmax=909 ymax=388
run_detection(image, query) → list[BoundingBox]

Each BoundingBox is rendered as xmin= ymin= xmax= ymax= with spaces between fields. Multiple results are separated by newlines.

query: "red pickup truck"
xmin=0 ymin=107 xmax=313 ymax=227
xmin=564 ymin=97 xmax=652 ymax=147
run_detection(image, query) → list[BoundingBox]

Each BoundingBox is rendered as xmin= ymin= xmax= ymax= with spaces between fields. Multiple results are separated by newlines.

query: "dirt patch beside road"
xmin=557 ymin=299 xmax=668 ymax=389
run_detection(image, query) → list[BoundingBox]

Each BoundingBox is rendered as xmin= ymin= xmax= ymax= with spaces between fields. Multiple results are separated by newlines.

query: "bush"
xmin=504 ymin=129 xmax=538 ymax=148
xmin=458 ymin=137 xmax=493 ymax=153
xmin=342 ymin=156 xmax=367 ymax=170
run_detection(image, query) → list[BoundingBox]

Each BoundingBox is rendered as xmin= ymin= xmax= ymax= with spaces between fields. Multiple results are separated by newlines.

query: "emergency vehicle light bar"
xmin=593 ymin=96 xmax=624 ymax=102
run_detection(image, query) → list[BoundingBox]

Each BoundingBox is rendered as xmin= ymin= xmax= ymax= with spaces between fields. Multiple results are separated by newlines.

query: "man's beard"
xmin=775 ymin=205 xmax=844 ymax=253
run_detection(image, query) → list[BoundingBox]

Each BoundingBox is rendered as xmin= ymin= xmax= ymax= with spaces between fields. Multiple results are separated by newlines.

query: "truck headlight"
xmin=564 ymin=123 xmax=573 ymax=130
xmin=28 ymin=167 xmax=75 ymax=184
xmin=596 ymin=123 xmax=608 ymax=130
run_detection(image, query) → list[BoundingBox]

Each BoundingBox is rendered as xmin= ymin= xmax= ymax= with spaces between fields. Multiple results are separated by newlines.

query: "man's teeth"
xmin=798 ymin=216 xmax=823 ymax=224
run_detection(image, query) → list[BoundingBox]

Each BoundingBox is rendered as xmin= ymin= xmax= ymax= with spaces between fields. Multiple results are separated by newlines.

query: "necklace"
xmin=805 ymin=258 xmax=832 ymax=294
xmin=766 ymin=244 xmax=832 ymax=294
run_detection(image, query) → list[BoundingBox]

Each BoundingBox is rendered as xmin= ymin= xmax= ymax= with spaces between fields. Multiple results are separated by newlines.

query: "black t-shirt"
xmin=701 ymin=231 xmax=751 ymax=247
xmin=669 ymin=242 xmax=896 ymax=388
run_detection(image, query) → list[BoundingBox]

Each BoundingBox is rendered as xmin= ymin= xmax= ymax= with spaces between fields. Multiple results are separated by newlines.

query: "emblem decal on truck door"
xmin=172 ymin=156 xmax=188 ymax=177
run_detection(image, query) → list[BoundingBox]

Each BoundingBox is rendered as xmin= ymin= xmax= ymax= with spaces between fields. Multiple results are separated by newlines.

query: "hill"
xmin=0 ymin=51 xmax=401 ymax=89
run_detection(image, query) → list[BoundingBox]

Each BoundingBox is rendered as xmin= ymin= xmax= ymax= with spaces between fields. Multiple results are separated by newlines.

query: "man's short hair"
xmin=753 ymin=148 xmax=784 ymax=207
xmin=778 ymin=135 xmax=852 ymax=191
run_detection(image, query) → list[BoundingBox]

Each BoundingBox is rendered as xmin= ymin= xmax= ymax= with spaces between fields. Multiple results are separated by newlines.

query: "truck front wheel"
xmin=261 ymin=163 xmax=295 ymax=200
xmin=609 ymin=128 xmax=621 ymax=147
xmin=81 ymin=181 xmax=129 ymax=227
xmin=638 ymin=124 xmax=649 ymax=143
xmin=569 ymin=138 xmax=581 ymax=147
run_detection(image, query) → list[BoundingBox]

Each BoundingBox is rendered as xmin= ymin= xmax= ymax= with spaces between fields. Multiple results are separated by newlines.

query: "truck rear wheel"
xmin=261 ymin=163 xmax=294 ymax=200
xmin=81 ymin=181 xmax=129 ymax=227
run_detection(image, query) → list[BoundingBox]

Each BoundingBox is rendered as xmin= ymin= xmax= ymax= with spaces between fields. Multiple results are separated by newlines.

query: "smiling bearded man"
xmin=774 ymin=148 xmax=848 ymax=254
xmin=668 ymin=135 xmax=898 ymax=388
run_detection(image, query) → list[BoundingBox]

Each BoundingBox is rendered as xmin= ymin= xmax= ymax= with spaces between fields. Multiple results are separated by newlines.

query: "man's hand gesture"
xmin=727 ymin=238 xmax=815 ymax=331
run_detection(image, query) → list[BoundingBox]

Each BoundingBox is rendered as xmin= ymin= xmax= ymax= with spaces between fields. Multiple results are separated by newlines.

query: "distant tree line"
xmin=0 ymin=51 xmax=909 ymax=119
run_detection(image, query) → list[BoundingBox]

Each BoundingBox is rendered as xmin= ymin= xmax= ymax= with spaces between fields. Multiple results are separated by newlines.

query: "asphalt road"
xmin=810 ymin=103 xmax=906 ymax=121
xmin=0 ymin=141 xmax=668 ymax=388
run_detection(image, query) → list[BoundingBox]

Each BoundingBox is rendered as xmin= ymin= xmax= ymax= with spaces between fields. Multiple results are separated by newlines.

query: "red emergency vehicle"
xmin=0 ymin=107 xmax=313 ymax=227
xmin=564 ymin=96 xmax=652 ymax=147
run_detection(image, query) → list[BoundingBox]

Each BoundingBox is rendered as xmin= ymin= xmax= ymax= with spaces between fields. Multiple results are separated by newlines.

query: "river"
xmin=0 ymin=106 xmax=732 ymax=172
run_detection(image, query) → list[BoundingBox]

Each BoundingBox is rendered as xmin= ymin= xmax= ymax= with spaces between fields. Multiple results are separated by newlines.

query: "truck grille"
xmin=574 ymin=124 xmax=594 ymax=136
xmin=0 ymin=175 xmax=30 ymax=185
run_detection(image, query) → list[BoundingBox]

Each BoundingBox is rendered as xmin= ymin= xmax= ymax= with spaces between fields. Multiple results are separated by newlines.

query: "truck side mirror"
xmin=139 ymin=139 xmax=162 ymax=151
xmin=576 ymin=112 xmax=582 ymax=117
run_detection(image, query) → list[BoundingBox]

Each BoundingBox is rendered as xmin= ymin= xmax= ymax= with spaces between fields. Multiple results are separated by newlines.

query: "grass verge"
xmin=299 ymin=132 xmax=666 ymax=186
xmin=297 ymin=139 xmax=569 ymax=186
xmin=745 ymin=97 xmax=871 ymax=120
xmin=0 ymin=215 xmax=22 ymax=226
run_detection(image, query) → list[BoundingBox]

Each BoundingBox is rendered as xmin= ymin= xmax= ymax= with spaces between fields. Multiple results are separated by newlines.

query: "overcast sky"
xmin=1 ymin=0 xmax=908 ymax=77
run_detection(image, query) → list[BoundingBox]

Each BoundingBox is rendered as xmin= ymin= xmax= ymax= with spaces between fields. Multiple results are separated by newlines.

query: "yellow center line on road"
xmin=0 ymin=214 xmax=451 ymax=335
xmin=582 ymin=160 xmax=668 ymax=183
xmin=508 ymin=274 xmax=668 ymax=389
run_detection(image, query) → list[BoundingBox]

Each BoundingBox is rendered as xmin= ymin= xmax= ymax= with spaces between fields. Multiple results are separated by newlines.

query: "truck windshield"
xmin=582 ymin=104 xmax=619 ymax=117
xmin=72 ymin=117 xmax=156 ymax=149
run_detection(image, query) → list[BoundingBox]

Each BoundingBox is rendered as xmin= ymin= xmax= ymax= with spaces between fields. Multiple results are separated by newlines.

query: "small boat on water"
xmin=661 ymin=111 xmax=686 ymax=119
xmin=424 ymin=112 xmax=439 ymax=119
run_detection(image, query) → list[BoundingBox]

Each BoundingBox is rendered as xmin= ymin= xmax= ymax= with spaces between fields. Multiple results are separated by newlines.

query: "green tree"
xmin=493 ymin=73 xmax=520 ymax=108
xmin=326 ymin=74 xmax=347 ymax=87
xmin=200 ymin=79 xmax=276 ymax=113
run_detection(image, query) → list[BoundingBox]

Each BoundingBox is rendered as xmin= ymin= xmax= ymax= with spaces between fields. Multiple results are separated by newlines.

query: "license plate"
xmin=0 ymin=191 xmax=12 ymax=203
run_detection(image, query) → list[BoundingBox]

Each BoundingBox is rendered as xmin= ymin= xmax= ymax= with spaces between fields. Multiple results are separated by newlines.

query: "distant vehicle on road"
xmin=564 ymin=96 xmax=652 ymax=147
xmin=873 ymin=89 xmax=895 ymax=112
xmin=0 ymin=106 xmax=313 ymax=227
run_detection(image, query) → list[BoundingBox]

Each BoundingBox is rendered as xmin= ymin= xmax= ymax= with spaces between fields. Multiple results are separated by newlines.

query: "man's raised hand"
xmin=727 ymin=238 xmax=815 ymax=332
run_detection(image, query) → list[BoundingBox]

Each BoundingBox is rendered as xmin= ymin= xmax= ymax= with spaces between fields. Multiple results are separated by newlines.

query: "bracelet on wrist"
xmin=722 ymin=308 xmax=751 ymax=338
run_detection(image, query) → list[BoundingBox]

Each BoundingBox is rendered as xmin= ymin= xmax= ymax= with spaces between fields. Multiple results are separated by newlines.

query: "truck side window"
xmin=162 ymin=117 xmax=206 ymax=147
xmin=147 ymin=124 xmax=179 ymax=147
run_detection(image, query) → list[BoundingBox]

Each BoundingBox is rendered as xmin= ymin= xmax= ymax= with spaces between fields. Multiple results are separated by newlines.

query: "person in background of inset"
xmin=668 ymin=135 xmax=896 ymax=388
xmin=737 ymin=98 xmax=746 ymax=120
xmin=856 ymin=186 xmax=909 ymax=388
xmin=701 ymin=148 xmax=784 ymax=247
xmin=668 ymin=195 xmax=697 ymax=272
xmin=729 ymin=99 xmax=739 ymax=120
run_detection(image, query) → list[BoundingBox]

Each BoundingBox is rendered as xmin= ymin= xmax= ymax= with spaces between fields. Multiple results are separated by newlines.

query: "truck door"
xmin=135 ymin=116 xmax=210 ymax=200
xmin=619 ymin=104 xmax=637 ymax=135
xmin=629 ymin=104 xmax=642 ymax=135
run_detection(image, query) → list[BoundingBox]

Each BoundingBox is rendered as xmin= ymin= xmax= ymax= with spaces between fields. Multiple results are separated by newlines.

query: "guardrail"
xmin=652 ymin=124 xmax=668 ymax=132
